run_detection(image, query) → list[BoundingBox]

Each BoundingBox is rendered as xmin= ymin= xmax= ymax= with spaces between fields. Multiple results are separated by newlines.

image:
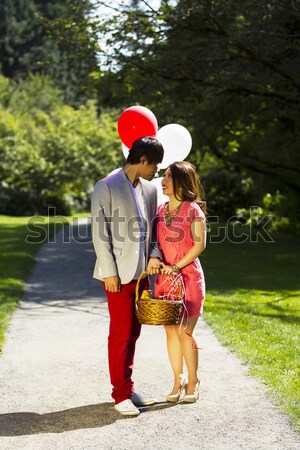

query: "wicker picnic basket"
xmin=135 ymin=271 xmax=184 ymax=325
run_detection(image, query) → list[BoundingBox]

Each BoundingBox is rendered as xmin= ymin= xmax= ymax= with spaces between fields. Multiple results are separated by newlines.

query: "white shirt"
xmin=127 ymin=178 xmax=147 ymax=279
xmin=134 ymin=181 xmax=147 ymax=219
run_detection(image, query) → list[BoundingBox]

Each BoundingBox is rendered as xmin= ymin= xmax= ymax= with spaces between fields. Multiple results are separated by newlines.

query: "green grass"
xmin=201 ymin=223 xmax=300 ymax=432
xmin=0 ymin=213 xmax=87 ymax=352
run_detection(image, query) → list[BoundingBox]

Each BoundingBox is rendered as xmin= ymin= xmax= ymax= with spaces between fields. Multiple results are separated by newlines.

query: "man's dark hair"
xmin=126 ymin=136 xmax=164 ymax=165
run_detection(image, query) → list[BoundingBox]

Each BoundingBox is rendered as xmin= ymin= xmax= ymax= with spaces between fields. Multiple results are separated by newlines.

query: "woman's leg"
xmin=165 ymin=324 xmax=184 ymax=394
xmin=176 ymin=317 xmax=200 ymax=395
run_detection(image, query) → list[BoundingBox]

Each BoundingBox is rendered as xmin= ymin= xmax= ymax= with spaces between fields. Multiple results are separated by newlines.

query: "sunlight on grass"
xmin=202 ymin=224 xmax=300 ymax=432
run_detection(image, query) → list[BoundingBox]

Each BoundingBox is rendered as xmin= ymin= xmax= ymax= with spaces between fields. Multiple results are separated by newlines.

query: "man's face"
xmin=139 ymin=159 xmax=159 ymax=180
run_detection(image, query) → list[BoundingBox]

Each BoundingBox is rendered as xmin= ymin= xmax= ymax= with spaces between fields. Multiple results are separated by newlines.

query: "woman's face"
xmin=161 ymin=167 xmax=174 ymax=197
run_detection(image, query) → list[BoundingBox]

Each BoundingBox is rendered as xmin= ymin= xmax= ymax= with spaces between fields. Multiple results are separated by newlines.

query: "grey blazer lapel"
xmin=119 ymin=169 xmax=139 ymax=218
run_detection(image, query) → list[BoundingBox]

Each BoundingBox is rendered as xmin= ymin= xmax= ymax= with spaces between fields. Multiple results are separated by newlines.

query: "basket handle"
xmin=135 ymin=270 xmax=183 ymax=303
xmin=135 ymin=271 xmax=149 ymax=304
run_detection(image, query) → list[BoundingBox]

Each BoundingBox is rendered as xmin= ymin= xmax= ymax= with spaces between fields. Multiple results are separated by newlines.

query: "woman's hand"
xmin=159 ymin=262 xmax=174 ymax=275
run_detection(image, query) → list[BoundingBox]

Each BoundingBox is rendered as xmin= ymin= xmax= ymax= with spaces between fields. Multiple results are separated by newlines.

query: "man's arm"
xmin=148 ymin=211 xmax=162 ymax=259
xmin=147 ymin=208 xmax=162 ymax=274
xmin=91 ymin=181 xmax=119 ymax=280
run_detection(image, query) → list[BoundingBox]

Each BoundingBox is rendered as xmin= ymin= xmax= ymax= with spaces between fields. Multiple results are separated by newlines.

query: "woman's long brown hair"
xmin=169 ymin=161 xmax=207 ymax=216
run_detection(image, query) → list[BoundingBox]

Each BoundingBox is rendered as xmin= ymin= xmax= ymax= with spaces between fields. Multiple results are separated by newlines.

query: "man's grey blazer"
xmin=91 ymin=168 xmax=161 ymax=284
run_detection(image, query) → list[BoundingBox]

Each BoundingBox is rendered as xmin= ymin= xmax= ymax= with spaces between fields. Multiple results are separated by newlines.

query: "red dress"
xmin=154 ymin=201 xmax=205 ymax=317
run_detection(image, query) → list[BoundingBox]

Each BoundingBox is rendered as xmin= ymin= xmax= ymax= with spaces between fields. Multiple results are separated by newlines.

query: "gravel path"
xmin=0 ymin=219 xmax=299 ymax=450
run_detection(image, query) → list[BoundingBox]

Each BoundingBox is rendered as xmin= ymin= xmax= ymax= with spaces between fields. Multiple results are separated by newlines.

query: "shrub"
xmin=0 ymin=74 xmax=123 ymax=215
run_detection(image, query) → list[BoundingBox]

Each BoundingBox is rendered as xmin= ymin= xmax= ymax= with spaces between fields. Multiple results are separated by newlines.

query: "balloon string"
xmin=183 ymin=330 xmax=203 ymax=351
xmin=178 ymin=303 xmax=203 ymax=351
xmin=158 ymin=273 xmax=184 ymax=301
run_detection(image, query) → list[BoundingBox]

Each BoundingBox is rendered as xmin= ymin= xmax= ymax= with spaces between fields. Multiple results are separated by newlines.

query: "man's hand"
xmin=103 ymin=276 xmax=121 ymax=293
xmin=147 ymin=257 xmax=161 ymax=275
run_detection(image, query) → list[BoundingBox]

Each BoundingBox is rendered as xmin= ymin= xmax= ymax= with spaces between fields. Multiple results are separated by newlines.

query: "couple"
xmin=91 ymin=137 xmax=206 ymax=416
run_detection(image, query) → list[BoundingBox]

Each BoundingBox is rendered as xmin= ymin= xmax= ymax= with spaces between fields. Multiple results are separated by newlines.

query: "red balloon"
xmin=117 ymin=106 xmax=158 ymax=148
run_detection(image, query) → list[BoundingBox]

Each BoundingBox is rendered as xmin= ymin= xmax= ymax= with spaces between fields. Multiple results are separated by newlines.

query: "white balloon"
xmin=157 ymin=124 xmax=192 ymax=169
xmin=151 ymin=176 xmax=168 ymax=206
xmin=122 ymin=142 xmax=130 ymax=159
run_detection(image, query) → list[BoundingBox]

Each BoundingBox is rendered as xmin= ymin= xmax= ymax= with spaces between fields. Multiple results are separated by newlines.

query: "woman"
xmin=152 ymin=161 xmax=206 ymax=403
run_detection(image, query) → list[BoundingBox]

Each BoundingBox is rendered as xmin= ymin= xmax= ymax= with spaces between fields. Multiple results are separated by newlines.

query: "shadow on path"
xmin=0 ymin=402 xmax=176 ymax=436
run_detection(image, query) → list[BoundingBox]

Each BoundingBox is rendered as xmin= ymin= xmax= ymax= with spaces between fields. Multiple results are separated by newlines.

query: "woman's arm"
xmin=160 ymin=218 xmax=206 ymax=274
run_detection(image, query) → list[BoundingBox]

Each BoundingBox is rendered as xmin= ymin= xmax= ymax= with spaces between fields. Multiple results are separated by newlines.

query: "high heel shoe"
xmin=182 ymin=379 xmax=200 ymax=403
xmin=166 ymin=377 xmax=187 ymax=403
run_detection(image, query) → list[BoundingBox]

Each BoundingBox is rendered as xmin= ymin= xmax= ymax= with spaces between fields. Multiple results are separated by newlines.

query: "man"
xmin=91 ymin=136 xmax=164 ymax=416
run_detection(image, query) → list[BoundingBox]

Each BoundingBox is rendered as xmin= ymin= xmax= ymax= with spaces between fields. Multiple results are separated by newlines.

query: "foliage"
xmin=0 ymin=0 xmax=99 ymax=104
xmin=236 ymin=192 xmax=298 ymax=234
xmin=1 ymin=0 xmax=299 ymax=228
xmin=95 ymin=0 xmax=300 ymax=232
xmin=0 ymin=74 xmax=123 ymax=215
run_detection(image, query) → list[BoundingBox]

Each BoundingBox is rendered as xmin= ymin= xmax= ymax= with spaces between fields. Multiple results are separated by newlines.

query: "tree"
xmin=95 ymin=0 xmax=300 ymax=226
xmin=0 ymin=0 xmax=99 ymax=104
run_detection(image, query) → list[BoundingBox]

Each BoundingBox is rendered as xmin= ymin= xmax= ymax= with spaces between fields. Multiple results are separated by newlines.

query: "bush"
xmin=0 ymin=73 xmax=123 ymax=215
xmin=203 ymin=168 xmax=254 ymax=220
xmin=235 ymin=191 xmax=299 ymax=235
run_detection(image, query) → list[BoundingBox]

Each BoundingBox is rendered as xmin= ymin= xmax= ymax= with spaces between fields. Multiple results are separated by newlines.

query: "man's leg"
xmin=104 ymin=280 xmax=141 ymax=404
xmin=127 ymin=277 xmax=148 ymax=380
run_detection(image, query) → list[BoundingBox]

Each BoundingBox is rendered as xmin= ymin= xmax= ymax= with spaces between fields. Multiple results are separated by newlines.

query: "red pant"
xmin=103 ymin=278 xmax=148 ymax=404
